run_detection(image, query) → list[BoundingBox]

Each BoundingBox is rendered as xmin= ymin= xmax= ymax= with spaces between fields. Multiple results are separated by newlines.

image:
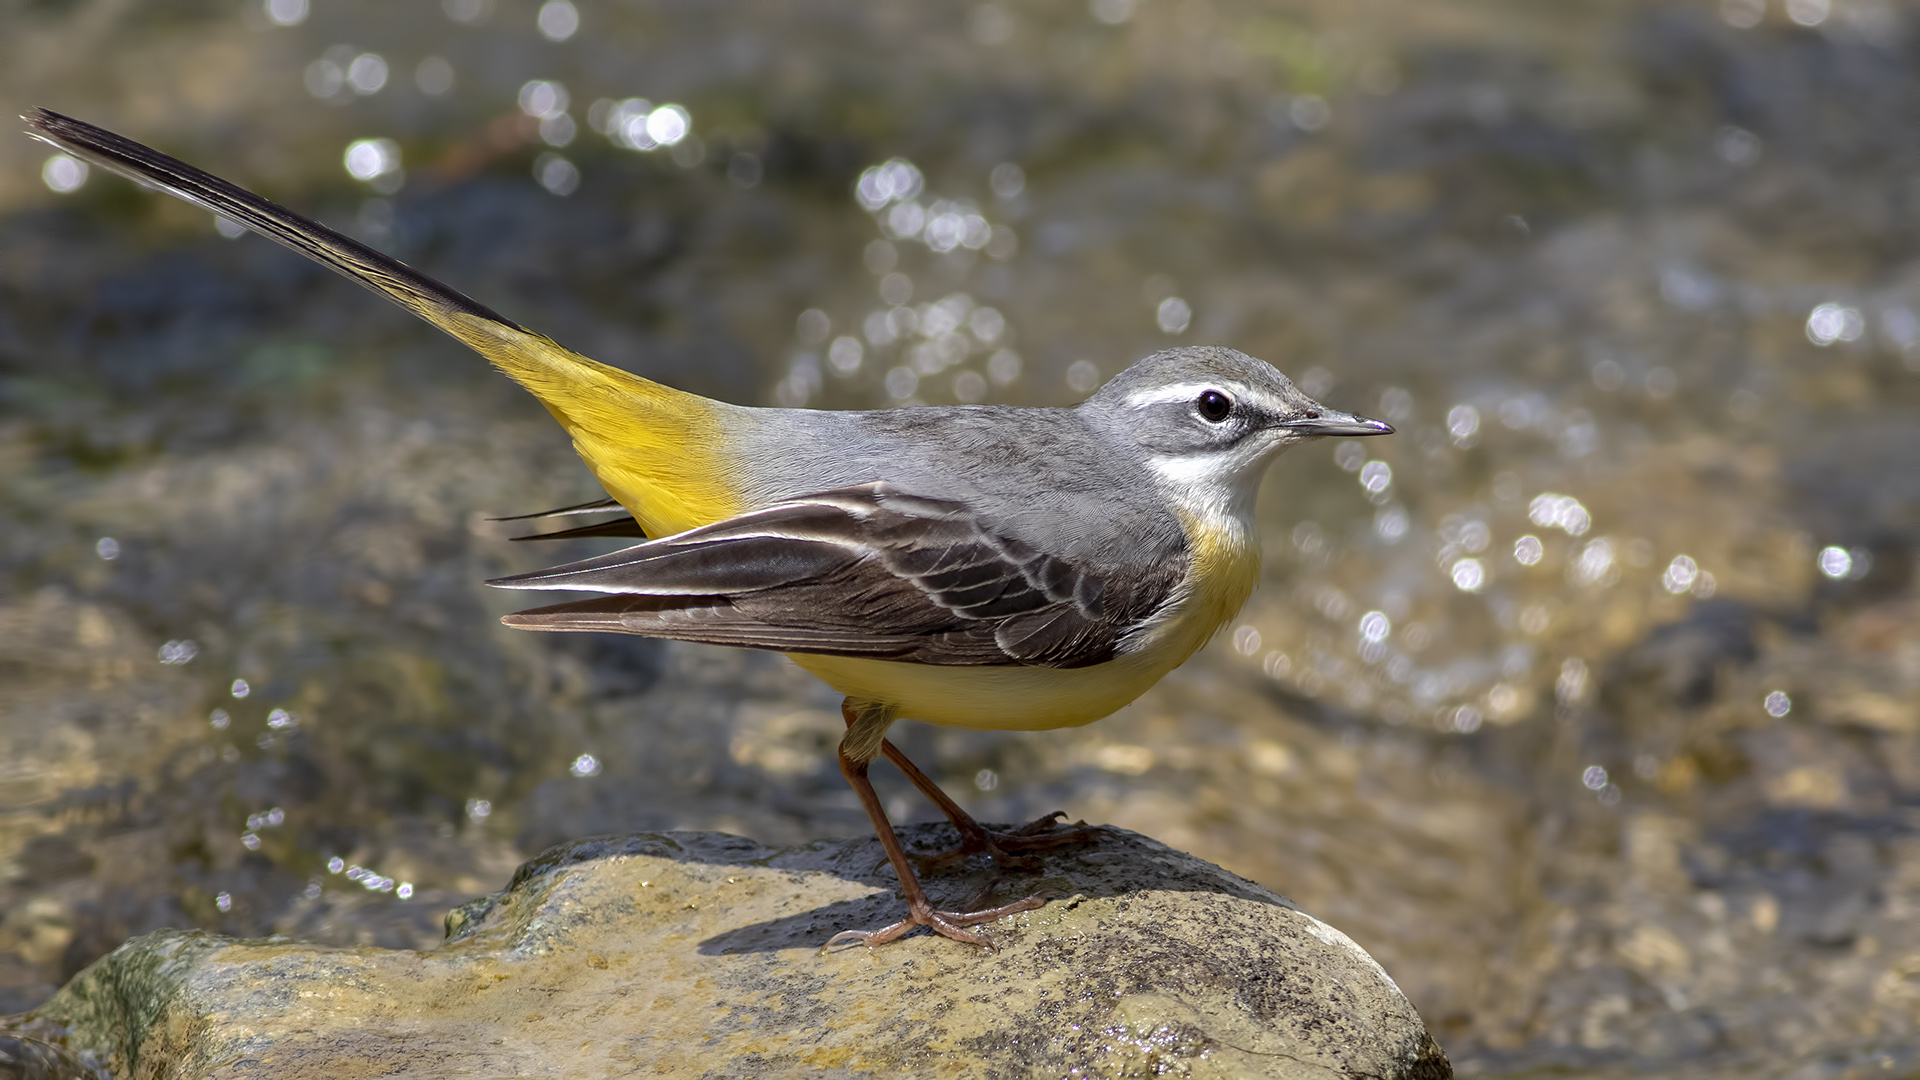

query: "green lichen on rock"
xmin=7 ymin=826 xmax=1449 ymax=1079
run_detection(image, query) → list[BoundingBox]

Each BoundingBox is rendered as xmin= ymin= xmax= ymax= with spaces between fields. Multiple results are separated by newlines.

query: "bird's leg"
xmin=880 ymin=740 xmax=1107 ymax=873
xmin=838 ymin=705 xmax=1103 ymax=873
xmin=824 ymin=701 xmax=1048 ymax=950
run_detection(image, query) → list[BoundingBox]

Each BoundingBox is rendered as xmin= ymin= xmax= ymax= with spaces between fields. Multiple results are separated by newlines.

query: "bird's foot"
xmin=910 ymin=811 xmax=1108 ymax=874
xmin=822 ymin=883 xmax=1052 ymax=951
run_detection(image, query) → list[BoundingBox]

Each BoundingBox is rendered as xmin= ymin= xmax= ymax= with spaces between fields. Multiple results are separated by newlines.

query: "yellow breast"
xmin=1155 ymin=508 xmax=1263 ymax=668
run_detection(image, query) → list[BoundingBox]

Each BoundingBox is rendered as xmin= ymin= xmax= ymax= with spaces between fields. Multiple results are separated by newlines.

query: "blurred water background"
xmin=3 ymin=0 xmax=1919 ymax=1074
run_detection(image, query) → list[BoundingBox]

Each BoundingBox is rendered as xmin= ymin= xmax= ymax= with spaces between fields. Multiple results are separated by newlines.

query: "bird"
xmin=25 ymin=108 xmax=1393 ymax=949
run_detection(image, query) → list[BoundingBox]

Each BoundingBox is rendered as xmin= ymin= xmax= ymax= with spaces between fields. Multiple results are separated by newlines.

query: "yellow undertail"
xmin=438 ymin=314 xmax=742 ymax=538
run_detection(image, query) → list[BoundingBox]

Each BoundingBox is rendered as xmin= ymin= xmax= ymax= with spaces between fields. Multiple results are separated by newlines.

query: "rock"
xmin=5 ymin=825 xmax=1450 ymax=1079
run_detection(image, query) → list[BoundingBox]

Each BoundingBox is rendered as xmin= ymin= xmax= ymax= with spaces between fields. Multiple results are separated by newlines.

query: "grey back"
xmin=728 ymin=401 xmax=1188 ymax=572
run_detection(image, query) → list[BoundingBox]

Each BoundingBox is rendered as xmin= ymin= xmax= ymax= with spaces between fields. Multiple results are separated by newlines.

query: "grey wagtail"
xmin=26 ymin=109 xmax=1393 ymax=949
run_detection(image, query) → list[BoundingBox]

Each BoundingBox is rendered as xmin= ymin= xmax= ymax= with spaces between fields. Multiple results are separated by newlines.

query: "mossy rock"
xmin=4 ymin=826 xmax=1449 ymax=1079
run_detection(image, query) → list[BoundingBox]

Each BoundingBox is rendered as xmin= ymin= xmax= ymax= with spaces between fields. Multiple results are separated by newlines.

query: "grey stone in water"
xmin=5 ymin=825 xmax=1449 ymax=1079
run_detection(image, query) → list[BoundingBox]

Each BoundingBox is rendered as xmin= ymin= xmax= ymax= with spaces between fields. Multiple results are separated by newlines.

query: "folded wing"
xmin=488 ymin=483 xmax=1183 ymax=668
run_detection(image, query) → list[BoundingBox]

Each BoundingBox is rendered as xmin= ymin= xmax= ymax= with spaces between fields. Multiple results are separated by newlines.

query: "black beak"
xmin=1282 ymin=407 xmax=1395 ymax=437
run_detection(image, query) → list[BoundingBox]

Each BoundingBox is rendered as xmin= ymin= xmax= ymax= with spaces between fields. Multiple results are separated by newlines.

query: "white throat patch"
xmin=1146 ymin=450 xmax=1267 ymax=535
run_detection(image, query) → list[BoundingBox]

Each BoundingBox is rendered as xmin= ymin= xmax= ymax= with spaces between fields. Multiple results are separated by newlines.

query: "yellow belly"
xmin=792 ymin=513 xmax=1261 ymax=730
xmin=790 ymin=651 xmax=1174 ymax=730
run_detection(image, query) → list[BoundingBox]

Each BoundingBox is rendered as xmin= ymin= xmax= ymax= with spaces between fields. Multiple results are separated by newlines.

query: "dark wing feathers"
xmin=490 ymin=497 xmax=623 ymax=522
xmin=497 ymin=532 xmax=853 ymax=596
xmin=490 ymin=482 xmax=1183 ymax=668
xmin=489 ymin=497 xmax=651 ymax=542
xmin=501 ymin=595 xmax=923 ymax=657
xmin=506 ymin=517 xmax=650 ymax=542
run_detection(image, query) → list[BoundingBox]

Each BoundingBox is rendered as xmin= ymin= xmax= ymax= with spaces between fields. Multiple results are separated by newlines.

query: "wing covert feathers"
xmin=492 ymin=483 xmax=1185 ymax=668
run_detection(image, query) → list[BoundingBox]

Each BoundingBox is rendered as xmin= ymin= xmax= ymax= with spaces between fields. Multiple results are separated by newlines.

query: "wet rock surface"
xmin=4 ymin=826 xmax=1448 ymax=1079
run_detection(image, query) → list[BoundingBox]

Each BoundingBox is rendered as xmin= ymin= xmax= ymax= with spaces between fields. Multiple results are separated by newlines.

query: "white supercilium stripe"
xmin=1122 ymin=381 xmax=1293 ymax=414
xmin=1122 ymin=381 xmax=1234 ymax=407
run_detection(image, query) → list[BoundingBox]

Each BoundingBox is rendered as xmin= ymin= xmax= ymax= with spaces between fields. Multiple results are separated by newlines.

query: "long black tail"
xmin=23 ymin=107 xmax=522 ymax=334
xmin=23 ymin=107 xmax=728 ymax=546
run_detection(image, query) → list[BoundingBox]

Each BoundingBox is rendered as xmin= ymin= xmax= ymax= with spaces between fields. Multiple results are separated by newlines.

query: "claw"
xmin=909 ymin=812 xmax=1108 ymax=875
xmin=821 ymin=890 xmax=1048 ymax=952
xmin=1012 ymin=811 xmax=1070 ymax=836
xmin=823 ymin=918 xmax=920 ymax=950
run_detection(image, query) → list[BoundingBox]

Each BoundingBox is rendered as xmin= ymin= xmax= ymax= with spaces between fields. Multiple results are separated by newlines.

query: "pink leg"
xmin=879 ymin=739 xmax=1106 ymax=873
xmin=824 ymin=744 xmax=1049 ymax=950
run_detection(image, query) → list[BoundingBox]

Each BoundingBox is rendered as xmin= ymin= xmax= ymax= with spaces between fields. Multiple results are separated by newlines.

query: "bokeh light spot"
xmin=1156 ymin=297 xmax=1191 ymax=334
xmin=415 ymin=57 xmax=455 ymax=96
xmin=1816 ymin=545 xmax=1851 ymax=579
xmin=1715 ymin=125 xmax=1761 ymax=166
xmin=885 ymin=367 xmax=919 ymax=400
xmin=158 ymin=640 xmax=198 ymax=665
xmin=1233 ymin=625 xmax=1262 ymax=656
xmin=343 ymin=138 xmax=401 ymax=182
xmin=264 ymin=0 xmax=308 ymax=26
xmin=42 ymin=154 xmax=88 ymax=194
xmin=857 ymin=159 xmax=924 ymax=210
xmin=519 ymin=80 xmax=569 ymax=119
xmin=534 ymin=153 xmax=580 ymax=196
xmin=1374 ymin=505 xmax=1408 ymax=542
xmin=1451 ymin=558 xmax=1485 ymax=592
xmin=1447 ymin=404 xmax=1479 ymax=443
xmin=1785 ymin=0 xmax=1829 ymax=25
xmin=1806 ymin=303 xmax=1864 ymax=346
xmin=538 ymin=0 xmax=580 ymax=40
xmin=1662 ymin=555 xmax=1698 ymax=594
xmin=1529 ymin=493 xmax=1591 ymax=536
xmin=346 ymin=54 xmax=388 ymax=95
xmin=990 ymin=162 xmax=1025 ymax=199
xmin=987 ymin=349 xmax=1022 ymax=386
xmin=1512 ymin=530 xmax=1543 ymax=564
xmin=646 ymin=105 xmax=691 ymax=146
xmin=443 ymin=0 xmax=490 ymax=23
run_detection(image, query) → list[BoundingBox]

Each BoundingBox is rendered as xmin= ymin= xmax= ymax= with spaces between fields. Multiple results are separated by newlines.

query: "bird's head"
xmin=1080 ymin=345 xmax=1393 ymax=517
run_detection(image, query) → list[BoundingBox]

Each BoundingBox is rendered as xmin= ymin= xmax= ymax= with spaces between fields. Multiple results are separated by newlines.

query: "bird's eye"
xmin=1197 ymin=390 xmax=1233 ymax=422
